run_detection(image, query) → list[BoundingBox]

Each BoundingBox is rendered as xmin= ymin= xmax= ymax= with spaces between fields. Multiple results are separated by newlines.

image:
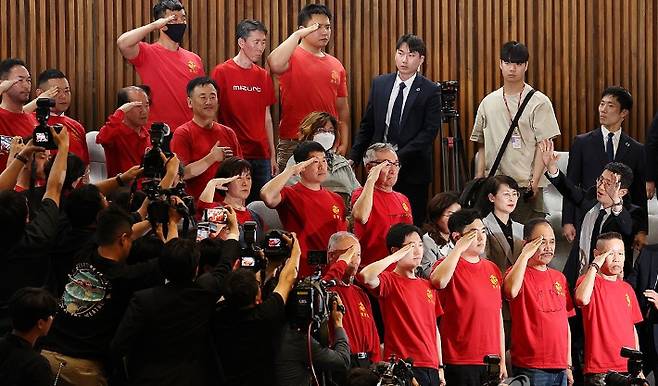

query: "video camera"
xmin=288 ymin=270 xmax=343 ymax=333
xmin=372 ymin=355 xmax=415 ymax=386
xmin=140 ymin=122 xmax=195 ymax=232
xmin=437 ymin=80 xmax=459 ymax=119
xmin=605 ymin=347 xmax=649 ymax=386
xmin=32 ymin=97 xmax=62 ymax=150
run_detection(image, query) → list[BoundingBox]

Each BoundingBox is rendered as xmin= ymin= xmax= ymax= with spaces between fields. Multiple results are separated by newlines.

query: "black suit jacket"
xmin=563 ymin=127 xmax=648 ymax=233
xmin=646 ymin=112 xmax=658 ymax=183
xmin=110 ymin=239 xmax=240 ymax=386
xmin=547 ymin=170 xmax=641 ymax=287
xmin=626 ymin=244 xmax=658 ymax=355
xmin=349 ymin=73 xmax=441 ymax=184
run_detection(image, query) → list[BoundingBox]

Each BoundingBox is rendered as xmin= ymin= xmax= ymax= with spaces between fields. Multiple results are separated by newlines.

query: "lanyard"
xmin=503 ymin=84 xmax=525 ymax=123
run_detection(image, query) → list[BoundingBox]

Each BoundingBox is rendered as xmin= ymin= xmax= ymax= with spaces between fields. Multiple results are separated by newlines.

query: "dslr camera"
xmin=372 ymin=355 xmax=415 ymax=386
xmin=240 ymin=221 xmax=265 ymax=271
xmin=605 ymin=347 xmax=649 ymax=386
xmin=32 ymin=98 xmax=62 ymax=150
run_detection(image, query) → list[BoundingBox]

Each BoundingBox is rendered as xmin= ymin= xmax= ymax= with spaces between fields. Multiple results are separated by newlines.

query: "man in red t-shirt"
xmin=31 ymin=69 xmax=89 ymax=165
xmin=211 ymin=20 xmax=277 ymax=203
xmin=117 ymin=0 xmax=204 ymax=132
xmin=96 ymin=86 xmax=151 ymax=178
xmin=267 ymin=3 xmax=350 ymax=171
xmin=430 ymin=208 xmax=506 ymax=386
xmin=504 ymin=218 xmax=576 ymax=385
xmin=360 ymin=223 xmax=444 ymax=386
xmin=352 ymin=143 xmax=413 ymax=268
xmin=261 ymin=141 xmax=347 ymax=277
xmin=322 ymin=232 xmax=380 ymax=367
xmin=575 ymin=232 xmax=643 ymax=385
xmin=170 ymin=77 xmax=242 ymax=201
xmin=0 ymin=58 xmax=38 ymax=170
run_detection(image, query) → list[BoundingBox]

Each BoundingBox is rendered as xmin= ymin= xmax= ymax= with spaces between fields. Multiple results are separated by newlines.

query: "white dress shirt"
xmin=385 ymin=72 xmax=417 ymax=128
xmin=601 ymin=125 xmax=622 ymax=157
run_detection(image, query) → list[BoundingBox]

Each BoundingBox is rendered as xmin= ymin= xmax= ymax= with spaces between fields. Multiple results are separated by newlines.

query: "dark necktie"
xmin=589 ymin=208 xmax=607 ymax=262
xmin=606 ymin=132 xmax=615 ymax=161
xmin=387 ymin=82 xmax=406 ymax=145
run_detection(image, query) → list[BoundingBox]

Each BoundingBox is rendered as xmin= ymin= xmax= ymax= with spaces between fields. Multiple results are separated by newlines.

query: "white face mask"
xmin=313 ymin=132 xmax=335 ymax=151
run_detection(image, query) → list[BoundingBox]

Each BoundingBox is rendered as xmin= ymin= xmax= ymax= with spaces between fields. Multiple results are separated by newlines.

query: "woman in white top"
xmin=418 ymin=192 xmax=461 ymax=278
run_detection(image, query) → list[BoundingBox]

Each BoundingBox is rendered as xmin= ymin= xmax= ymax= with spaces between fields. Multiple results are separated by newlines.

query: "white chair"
xmin=247 ymin=200 xmax=283 ymax=230
xmin=86 ymin=131 xmax=107 ymax=183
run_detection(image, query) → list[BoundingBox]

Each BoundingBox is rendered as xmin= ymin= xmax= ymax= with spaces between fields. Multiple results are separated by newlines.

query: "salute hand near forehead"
xmin=211 ymin=175 xmax=239 ymax=191
xmin=365 ymin=160 xmax=389 ymax=185
xmin=296 ymin=23 xmax=320 ymax=39
xmin=287 ymin=156 xmax=317 ymax=176
xmin=0 ymin=78 xmax=18 ymax=94
xmin=519 ymin=235 xmax=544 ymax=261
xmin=119 ymin=101 xmax=144 ymax=113
xmin=453 ymin=229 xmax=477 ymax=253
xmin=391 ymin=243 xmax=414 ymax=262
xmin=152 ymin=15 xmax=177 ymax=30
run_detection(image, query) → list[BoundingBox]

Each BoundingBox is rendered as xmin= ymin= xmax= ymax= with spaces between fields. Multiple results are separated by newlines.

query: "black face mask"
xmin=163 ymin=23 xmax=186 ymax=43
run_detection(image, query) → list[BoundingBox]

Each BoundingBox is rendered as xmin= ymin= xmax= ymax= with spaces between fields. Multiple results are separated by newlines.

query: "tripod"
xmin=440 ymin=108 xmax=469 ymax=192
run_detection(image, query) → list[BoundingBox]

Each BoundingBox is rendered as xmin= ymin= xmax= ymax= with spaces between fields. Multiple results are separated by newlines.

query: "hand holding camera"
xmin=329 ymin=292 xmax=345 ymax=326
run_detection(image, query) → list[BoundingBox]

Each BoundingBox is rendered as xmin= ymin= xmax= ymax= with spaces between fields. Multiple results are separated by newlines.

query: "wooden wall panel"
xmin=1 ymin=0 xmax=657 ymax=193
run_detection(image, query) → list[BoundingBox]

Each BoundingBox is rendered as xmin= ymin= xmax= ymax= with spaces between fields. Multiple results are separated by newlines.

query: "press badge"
xmin=511 ymin=133 xmax=522 ymax=149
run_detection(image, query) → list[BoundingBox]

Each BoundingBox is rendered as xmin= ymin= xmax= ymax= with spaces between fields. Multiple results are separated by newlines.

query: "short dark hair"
xmin=65 ymin=185 xmax=105 ymax=228
xmin=298 ymin=3 xmax=332 ymax=26
xmin=423 ymin=192 xmax=460 ymax=245
xmin=9 ymin=287 xmax=57 ymax=332
xmin=386 ymin=223 xmax=422 ymax=251
xmin=95 ymin=205 xmax=133 ymax=246
xmin=448 ymin=208 xmax=482 ymax=235
xmin=214 ymin=157 xmax=252 ymax=197
xmin=604 ymin=162 xmax=634 ymax=189
xmin=396 ymin=34 xmax=426 ymax=57
xmin=236 ymin=19 xmax=268 ymax=40
xmin=186 ymin=76 xmax=218 ymax=97
xmin=500 ymin=41 xmax=529 ymax=63
xmin=198 ymin=238 xmax=223 ymax=273
xmin=117 ymin=86 xmax=147 ymax=108
xmin=0 ymin=58 xmax=27 ymax=79
xmin=44 ymin=153 xmax=86 ymax=192
xmin=0 ymin=190 xmax=28 ymax=248
xmin=153 ymin=0 xmax=184 ymax=20
xmin=159 ymin=238 xmax=200 ymax=284
xmin=293 ymin=140 xmax=325 ymax=163
xmin=223 ymin=269 xmax=260 ymax=308
xmin=523 ymin=218 xmax=552 ymax=241
xmin=475 ymin=175 xmax=520 ymax=216
xmin=36 ymin=68 xmax=66 ymax=88
xmin=602 ymin=86 xmax=633 ymax=112
xmin=597 ymin=231 xmax=623 ymax=244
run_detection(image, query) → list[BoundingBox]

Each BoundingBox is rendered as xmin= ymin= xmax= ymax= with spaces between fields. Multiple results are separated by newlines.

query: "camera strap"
xmin=488 ymin=89 xmax=536 ymax=177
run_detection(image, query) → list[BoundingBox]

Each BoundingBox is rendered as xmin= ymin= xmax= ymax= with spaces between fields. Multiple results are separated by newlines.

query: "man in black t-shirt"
xmin=214 ymin=233 xmax=301 ymax=386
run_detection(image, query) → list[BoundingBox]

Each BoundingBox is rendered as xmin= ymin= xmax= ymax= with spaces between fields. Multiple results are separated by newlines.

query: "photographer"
xmin=574 ymin=232 xmax=643 ymax=385
xmin=360 ymin=223 xmax=444 ymax=386
xmin=0 ymin=58 xmax=38 ymax=170
xmin=214 ymin=232 xmax=300 ymax=386
xmin=274 ymin=291 xmax=350 ymax=386
xmin=0 ymin=126 xmax=68 ymax=335
xmin=111 ymin=207 xmax=241 ymax=386
xmin=0 ymin=287 xmax=58 ymax=386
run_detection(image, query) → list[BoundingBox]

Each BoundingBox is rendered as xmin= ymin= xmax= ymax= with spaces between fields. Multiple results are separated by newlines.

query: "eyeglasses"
xmin=499 ymin=191 xmax=519 ymax=199
xmin=315 ymin=127 xmax=335 ymax=134
xmin=368 ymin=160 xmax=401 ymax=168
xmin=596 ymin=176 xmax=619 ymax=188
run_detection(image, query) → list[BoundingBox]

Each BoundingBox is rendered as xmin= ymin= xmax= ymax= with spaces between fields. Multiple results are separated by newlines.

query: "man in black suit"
xmin=110 ymin=209 xmax=241 ymax=386
xmin=645 ymin=111 xmax=658 ymax=200
xmin=626 ymin=245 xmax=658 ymax=379
xmin=349 ymin=34 xmax=441 ymax=225
xmin=562 ymin=86 xmax=648 ymax=253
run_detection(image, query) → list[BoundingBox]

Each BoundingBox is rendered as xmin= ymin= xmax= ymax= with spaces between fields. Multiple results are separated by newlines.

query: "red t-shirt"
xmin=275 ymin=183 xmax=347 ymax=276
xmin=351 ymin=187 xmax=413 ymax=268
xmin=506 ymin=266 xmax=576 ymax=369
xmin=45 ymin=114 xmax=89 ymax=165
xmin=578 ymin=274 xmax=643 ymax=373
xmin=96 ymin=110 xmax=151 ymax=177
xmin=129 ymin=42 xmax=204 ymax=131
xmin=277 ymin=46 xmax=348 ymax=139
xmin=373 ymin=271 xmax=443 ymax=368
xmin=438 ymin=257 xmax=503 ymax=365
xmin=0 ymin=107 xmax=38 ymax=169
xmin=211 ymin=59 xmax=275 ymax=159
xmin=170 ymin=120 xmax=242 ymax=200
xmin=323 ymin=260 xmax=381 ymax=362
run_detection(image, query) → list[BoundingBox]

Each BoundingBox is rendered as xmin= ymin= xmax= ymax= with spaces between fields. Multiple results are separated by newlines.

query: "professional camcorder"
xmin=32 ymin=97 xmax=62 ymax=150
xmin=289 ymin=271 xmax=343 ymax=332
xmin=605 ymin=347 xmax=649 ymax=386
xmin=372 ymin=355 xmax=415 ymax=386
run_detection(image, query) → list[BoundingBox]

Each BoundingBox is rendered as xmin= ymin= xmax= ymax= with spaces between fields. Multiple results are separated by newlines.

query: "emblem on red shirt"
xmin=402 ymin=202 xmax=409 ymax=212
xmin=331 ymin=204 xmax=341 ymax=219
xmin=426 ymin=289 xmax=434 ymax=303
xmin=489 ymin=274 xmax=499 ymax=288
xmin=625 ymin=293 xmax=631 ymax=307
xmin=187 ymin=60 xmax=198 ymax=73
xmin=358 ymin=302 xmax=371 ymax=318
xmin=554 ymin=281 xmax=564 ymax=296
xmin=330 ymin=70 xmax=339 ymax=85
